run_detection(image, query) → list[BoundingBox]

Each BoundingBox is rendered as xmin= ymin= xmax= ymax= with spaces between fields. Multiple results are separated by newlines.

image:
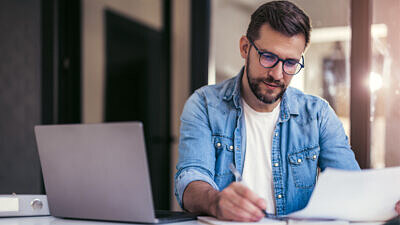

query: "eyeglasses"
xmin=248 ymin=39 xmax=304 ymax=75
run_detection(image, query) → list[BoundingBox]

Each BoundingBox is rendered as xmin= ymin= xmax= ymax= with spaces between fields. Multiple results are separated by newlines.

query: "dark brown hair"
xmin=246 ymin=1 xmax=311 ymax=47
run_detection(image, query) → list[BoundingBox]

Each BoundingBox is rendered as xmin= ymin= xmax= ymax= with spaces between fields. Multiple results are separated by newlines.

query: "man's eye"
xmin=285 ymin=60 xmax=298 ymax=67
xmin=262 ymin=54 xmax=276 ymax=62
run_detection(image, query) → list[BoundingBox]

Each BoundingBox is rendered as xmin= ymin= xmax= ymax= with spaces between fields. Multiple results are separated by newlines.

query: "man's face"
xmin=242 ymin=24 xmax=306 ymax=105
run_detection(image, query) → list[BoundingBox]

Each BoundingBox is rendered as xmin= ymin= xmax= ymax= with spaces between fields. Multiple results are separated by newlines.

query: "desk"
xmin=0 ymin=216 xmax=387 ymax=225
xmin=0 ymin=216 xmax=200 ymax=225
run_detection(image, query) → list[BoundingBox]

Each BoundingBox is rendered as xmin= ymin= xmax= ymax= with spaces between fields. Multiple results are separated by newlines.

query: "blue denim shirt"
xmin=175 ymin=68 xmax=360 ymax=215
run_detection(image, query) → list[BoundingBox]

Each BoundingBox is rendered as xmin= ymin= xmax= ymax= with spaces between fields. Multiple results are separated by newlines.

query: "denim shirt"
xmin=175 ymin=68 xmax=360 ymax=215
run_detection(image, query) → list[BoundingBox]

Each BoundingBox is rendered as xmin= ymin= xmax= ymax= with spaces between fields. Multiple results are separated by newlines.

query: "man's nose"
xmin=268 ymin=61 xmax=284 ymax=80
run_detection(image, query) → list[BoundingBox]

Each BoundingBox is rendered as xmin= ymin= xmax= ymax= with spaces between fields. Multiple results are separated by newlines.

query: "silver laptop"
xmin=34 ymin=122 xmax=195 ymax=223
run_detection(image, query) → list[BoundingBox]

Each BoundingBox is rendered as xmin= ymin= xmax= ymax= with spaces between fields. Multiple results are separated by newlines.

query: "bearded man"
xmin=174 ymin=0 xmax=400 ymax=222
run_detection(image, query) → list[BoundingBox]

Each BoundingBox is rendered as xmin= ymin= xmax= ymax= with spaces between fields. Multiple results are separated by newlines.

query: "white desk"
xmin=0 ymin=216 xmax=202 ymax=225
xmin=0 ymin=216 xmax=387 ymax=225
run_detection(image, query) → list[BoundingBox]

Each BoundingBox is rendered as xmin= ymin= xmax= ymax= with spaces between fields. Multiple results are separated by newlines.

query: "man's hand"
xmin=183 ymin=181 xmax=266 ymax=222
xmin=396 ymin=201 xmax=400 ymax=214
xmin=210 ymin=182 xmax=266 ymax=221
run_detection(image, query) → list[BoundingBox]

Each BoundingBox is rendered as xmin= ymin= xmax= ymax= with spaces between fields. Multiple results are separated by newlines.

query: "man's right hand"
xmin=210 ymin=182 xmax=267 ymax=221
xmin=183 ymin=181 xmax=266 ymax=222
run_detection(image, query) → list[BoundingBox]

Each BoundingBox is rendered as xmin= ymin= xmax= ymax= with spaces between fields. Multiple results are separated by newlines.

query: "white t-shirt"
xmin=242 ymin=99 xmax=280 ymax=214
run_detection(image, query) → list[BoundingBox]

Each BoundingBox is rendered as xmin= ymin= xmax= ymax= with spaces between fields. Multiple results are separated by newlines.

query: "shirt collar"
xmin=279 ymin=87 xmax=299 ymax=122
xmin=222 ymin=67 xmax=244 ymax=109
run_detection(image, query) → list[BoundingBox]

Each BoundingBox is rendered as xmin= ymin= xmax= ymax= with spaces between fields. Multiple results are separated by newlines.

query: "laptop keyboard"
xmin=155 ymin=210 xmax=197 ymax=222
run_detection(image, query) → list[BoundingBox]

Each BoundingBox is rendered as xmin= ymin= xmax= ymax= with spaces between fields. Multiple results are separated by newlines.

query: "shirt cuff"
xmin=174 ymin=168 xmax=219 ymax=208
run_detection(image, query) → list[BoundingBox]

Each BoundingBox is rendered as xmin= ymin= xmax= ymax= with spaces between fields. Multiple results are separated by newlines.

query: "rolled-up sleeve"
xmin=175 ymin=168 xmax=219 ymax=207
xmin=174 ymin=90 xmax=219 ymax=208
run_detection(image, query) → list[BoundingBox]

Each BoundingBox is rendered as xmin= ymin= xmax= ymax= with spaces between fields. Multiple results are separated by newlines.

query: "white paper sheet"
xmin=287 ymin=219 xmax=349 ymax=225
xmin=197 ymin=216 xmax=352 ymax=225
xmin=198 ymin=216 xmax=286 ymax=225
xmin=288 ymin=167 xmax=400 ymax=221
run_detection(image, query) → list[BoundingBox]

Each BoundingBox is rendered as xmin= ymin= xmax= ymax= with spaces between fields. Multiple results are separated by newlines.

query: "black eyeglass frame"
xmin=248 ymin=39 xmax=305 ymax=75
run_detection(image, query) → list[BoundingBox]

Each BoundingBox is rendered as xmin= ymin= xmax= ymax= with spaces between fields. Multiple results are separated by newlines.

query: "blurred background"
xmin=0 ymin=0 xmax=399 ymax=211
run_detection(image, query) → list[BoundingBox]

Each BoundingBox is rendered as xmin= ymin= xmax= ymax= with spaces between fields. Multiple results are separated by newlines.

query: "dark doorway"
xmin=190 ymin=0 xmax=210 ymax=93
xmin=105 ymin=10 xmax=170 ymax=210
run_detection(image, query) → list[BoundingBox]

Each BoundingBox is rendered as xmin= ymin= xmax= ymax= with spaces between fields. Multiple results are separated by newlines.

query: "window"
xmin=370 ymin=0 xmax=400 ymax=168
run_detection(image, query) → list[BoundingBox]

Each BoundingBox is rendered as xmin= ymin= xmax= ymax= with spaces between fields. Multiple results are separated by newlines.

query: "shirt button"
xmin=275 ymin=133 xmax=278 ymax=137
xmin=274 ymin=163 xmax=279 ymax=167
xmin=277 ymin=194 xmax=282 ymax=199
xmin=229 ymin=145 xmax=234 ymax=150
xmin=313 ymin=155 xmax=317 ymax=159
xmin=216 ymin=143 xmax=221 ymax=147
xmin=297 ymin=159 xmax=302 ymax=163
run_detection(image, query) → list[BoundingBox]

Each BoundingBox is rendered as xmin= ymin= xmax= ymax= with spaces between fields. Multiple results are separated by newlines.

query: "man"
xmin=175 ymin=1 xmax=400 ymax=222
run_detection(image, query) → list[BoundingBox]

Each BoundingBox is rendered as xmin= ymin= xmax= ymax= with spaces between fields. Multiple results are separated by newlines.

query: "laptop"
xmin=34 ymin=122 xmax=196 ymax=223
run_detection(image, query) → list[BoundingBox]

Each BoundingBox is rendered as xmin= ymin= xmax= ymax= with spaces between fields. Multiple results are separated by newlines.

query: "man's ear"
xmin=239 ymin=36 xmax=250 ymax=59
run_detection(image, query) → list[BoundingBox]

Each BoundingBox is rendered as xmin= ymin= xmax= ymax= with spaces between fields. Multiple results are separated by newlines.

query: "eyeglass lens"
xmin=259 ymin=53 xmax=302 ymax=75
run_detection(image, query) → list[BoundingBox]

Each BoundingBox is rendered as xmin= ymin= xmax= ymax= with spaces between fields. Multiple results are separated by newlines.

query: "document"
xmin=198 ymin=216 xmax=286 ymax=225
xmin=198 ymin=216 xmax=351 ymax=225
xmin=288 ymin=167 xmax=400 ymax=222
xmin=287 ymin=219 xmax=349 ymax=225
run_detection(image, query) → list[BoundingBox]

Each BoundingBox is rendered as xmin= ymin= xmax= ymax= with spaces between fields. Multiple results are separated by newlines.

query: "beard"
xmin=245 ymin=55 xmax=287 ymax=104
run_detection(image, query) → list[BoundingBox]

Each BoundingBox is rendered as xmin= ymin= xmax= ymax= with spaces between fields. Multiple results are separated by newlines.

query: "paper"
xmin=198 ymin=216 xmax=286 ymax=225
xmin=288 ymin=219 xmax=349 ymax=225
xmin=288 ymin=167 xmax=400 ymax=221
xmin=197 ymin=216 xmax=351 ymax=225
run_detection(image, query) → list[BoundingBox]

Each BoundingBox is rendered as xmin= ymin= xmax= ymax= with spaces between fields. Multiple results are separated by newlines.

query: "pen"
xmin=228 ymin=163 xmax=243 ymax=183
xmin=229 ymin=163 xmax=283 ymax=219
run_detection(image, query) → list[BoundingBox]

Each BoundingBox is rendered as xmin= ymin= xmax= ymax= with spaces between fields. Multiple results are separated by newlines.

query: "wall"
xmin=0 ymin=0 xmax=43 ymax=193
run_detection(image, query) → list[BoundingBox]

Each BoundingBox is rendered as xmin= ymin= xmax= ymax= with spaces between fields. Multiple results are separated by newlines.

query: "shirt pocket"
xmin=288 ymin=145 xmax=320 ymax=189
xmin=213 ymin=135 xmax=234 ymax=177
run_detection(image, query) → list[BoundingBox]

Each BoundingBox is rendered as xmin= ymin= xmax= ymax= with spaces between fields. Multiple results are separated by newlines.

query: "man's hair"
xmin=246 ymin=1 xmax=311 ymax=47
